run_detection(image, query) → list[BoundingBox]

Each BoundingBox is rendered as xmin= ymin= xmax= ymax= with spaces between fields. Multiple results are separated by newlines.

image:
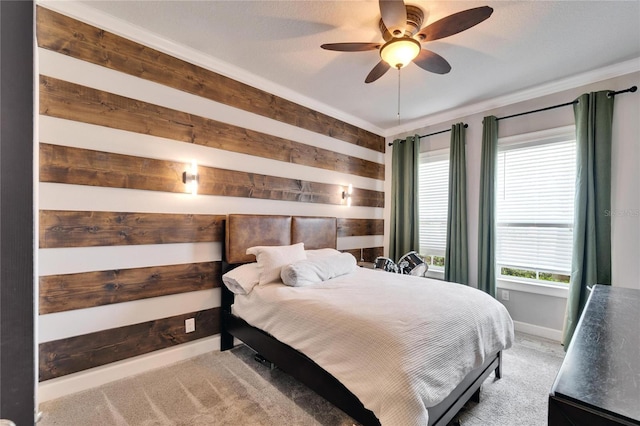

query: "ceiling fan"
xmin=321 ymin=0 xmax=493 ymax=83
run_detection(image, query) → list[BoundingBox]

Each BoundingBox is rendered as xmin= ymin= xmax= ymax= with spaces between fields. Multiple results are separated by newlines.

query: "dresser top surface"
xmin=551 ymin=285 xmax=640 ymax=422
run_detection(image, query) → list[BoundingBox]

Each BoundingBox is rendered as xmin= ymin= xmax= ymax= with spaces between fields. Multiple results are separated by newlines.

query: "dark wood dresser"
xmin=549 ymin=285 xmax=640 ymax=425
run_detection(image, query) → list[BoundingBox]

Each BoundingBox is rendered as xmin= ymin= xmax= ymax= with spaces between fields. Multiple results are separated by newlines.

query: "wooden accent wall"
xmin=337 ymin=218 xmax=384 ymax=237
xmin=36 ymin=6 xmax=385 ymax=152
xmin=39 ymin=211 xmax=382 ymax=250
xmin=40 ymin=308 xmax=219 ymax=381
xmin=40 ymin=76 xmax=385 ymax=180
xmin=342 ymin=247 xmax=385 ymax=262
xmin=40 ymin=144 xmax=385 ymax=208
xmin=38 ymin=208 xmax=226 ymax=380
xmin=338 ymin=219 xmax=384 ymax=262
xmin=40 ymin=262 xmax=221 ymax=314
xmin=40 ymin=210 xmax=225 ymax=248
xmin=36 ymin=4 xmax=386 ymax=382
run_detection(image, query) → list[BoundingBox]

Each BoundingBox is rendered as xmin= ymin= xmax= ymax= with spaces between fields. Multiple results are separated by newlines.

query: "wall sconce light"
xmin=182 ymin=160 xmax=199 ymax=195
xmin=342 ymin=184 xmax=353 ymax=207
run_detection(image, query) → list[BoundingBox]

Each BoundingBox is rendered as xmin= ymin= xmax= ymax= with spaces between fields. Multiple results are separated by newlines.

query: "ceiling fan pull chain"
xmin=397 ymin=67 xmax=401 ymax=125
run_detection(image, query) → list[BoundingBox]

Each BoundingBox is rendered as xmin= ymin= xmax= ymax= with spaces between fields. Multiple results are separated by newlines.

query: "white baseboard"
xmin=513 ymin=320 xmax=562 ymax=342
xmin=38 ymin=335 xmax=221 ymax=404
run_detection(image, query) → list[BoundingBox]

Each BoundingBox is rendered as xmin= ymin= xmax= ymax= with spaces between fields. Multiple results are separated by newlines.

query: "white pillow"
xmin=247 ymin=242 xmax=306 ymax=285
xmin=305 ymin=248 xmax=341 ymax=259
xmin=222 ymin=263 xmax=260 ymax=295
xmin=281 ymin=253 xmax=357 ymax=287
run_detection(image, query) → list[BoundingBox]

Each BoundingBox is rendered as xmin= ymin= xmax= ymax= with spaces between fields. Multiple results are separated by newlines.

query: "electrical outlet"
xmin=501 ymin=289 xmax=510 ymax=301
xmin=185 ymin=318 xmax=195 ymax=333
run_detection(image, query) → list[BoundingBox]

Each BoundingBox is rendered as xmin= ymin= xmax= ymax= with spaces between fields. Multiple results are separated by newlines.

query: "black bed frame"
xmin=219 ymin=214 xmax=502 ymax=425
xmin=220 ymin=282 xmax=502 ymax=426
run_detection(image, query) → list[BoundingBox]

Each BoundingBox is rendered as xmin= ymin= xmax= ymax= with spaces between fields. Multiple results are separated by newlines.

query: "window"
xmin=496 ymin=127 xmax=576 ymax=286
xmin=418 ymin=149 xmax=449 ymax=272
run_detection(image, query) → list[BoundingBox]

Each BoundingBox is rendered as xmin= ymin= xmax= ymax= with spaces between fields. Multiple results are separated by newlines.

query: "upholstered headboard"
xmin=225 ymin=214 xmax=337 ymax=264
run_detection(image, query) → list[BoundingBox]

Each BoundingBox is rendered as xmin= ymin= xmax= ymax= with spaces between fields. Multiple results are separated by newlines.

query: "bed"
xmin=220 ymin=214 xmax=514 ymax=425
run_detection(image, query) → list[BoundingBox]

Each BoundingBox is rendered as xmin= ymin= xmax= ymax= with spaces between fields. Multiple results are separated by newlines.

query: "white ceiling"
xmin=63 ymin=1 xmax=640 ymax=135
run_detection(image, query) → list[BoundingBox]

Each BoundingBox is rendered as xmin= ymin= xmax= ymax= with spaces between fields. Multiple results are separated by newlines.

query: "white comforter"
xmin=233 ymin=268 xmax=514 ymax=425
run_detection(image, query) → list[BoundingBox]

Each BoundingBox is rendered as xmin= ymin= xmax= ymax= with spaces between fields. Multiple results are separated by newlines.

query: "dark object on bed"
xmin=220 ymin=214 xmax=502 ymax=426
xmin=549 ymin=285 xmax=640 ymax=426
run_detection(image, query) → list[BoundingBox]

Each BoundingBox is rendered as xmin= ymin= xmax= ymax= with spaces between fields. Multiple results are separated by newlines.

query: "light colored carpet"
xmin=455 ymin=333 xmax=565 ymax=426
xmin=38 ymin=332 xmax=564 ymax=425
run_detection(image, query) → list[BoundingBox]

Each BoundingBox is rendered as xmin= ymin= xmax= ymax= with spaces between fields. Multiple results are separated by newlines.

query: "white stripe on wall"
xmin=39 ymin=243 xmax=221 ymax=276
xmin=39 ymin=234 xmax=383 ymax=277
xmin=39 ymin=116 xmax=384 ymax=192
xmin=39 ymin=183 xmax=384 ymax=219
xmin=39 ymin=288 xmax=220 ymax=343
xmin=337 ymin=235 xmax=385 ymax=251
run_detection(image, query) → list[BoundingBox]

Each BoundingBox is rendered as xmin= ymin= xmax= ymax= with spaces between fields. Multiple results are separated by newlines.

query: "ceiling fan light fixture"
xmin=380 ymin=37 xmax=420 ymax=69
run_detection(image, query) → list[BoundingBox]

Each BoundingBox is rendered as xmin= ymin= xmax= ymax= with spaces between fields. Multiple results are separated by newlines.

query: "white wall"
xmin=384 ymin=70 xmax=640 ymax=340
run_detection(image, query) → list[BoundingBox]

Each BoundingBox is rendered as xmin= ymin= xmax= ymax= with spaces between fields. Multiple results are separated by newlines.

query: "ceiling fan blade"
xmin=379 ymin=0 xmax=407 ymax=37
xmin=417 ymin=6 xmax=493 ymax=42
xmin=365 ymin=60 xmax=391 ymax=83
xmin=413 ymin=49 xmax=451 ymax=74
xmin=321 ymin=42 xmax=381 ymax=52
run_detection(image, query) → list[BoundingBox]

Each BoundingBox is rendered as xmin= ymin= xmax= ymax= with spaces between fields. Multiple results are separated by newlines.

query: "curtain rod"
xmin=496 ymin=85 xmax=637 ymax=122
xmin=388 ymin=123 xmax=468 ymax=146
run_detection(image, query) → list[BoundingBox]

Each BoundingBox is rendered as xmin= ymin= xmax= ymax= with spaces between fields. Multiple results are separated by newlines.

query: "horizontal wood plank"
xmin=40 ymin=210 xmax=225 ymax=248
xmin=337 ymin=218 xmax=384 ymax=237
xmin=39 ymin=262 xmax=221 ymax=314
xmin=39 ymin=308 xmax=219 ymax=381
xmin=36 ymin=7 xmax=385 ymax=153
xmin=342 ymin=247 xmax=384 ymax=263
xmin=39 ymin=144 xmax=384 ymax=208
xmin=40 ymin=143 xmax=186 ymax=194
xmin=39 ymin=76 xmax=384 ymax=180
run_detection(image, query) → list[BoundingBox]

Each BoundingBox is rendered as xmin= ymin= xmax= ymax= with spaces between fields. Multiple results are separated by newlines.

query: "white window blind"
xmin=496 ymin=135 xmax=576 ymax=278
xmin=418 ymin=150 xmax=449 ymax=258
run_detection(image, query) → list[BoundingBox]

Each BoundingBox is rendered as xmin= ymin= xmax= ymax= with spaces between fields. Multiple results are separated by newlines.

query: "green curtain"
xmin=444 ymin=123 xmax=468 ymax=284
xmin=389 ymin=135 xmax=420 ymax=262
xmin=562 ymin=91 xmax=614 ymax=347
xmin=477 ymin=116 xmax=498 ymax=297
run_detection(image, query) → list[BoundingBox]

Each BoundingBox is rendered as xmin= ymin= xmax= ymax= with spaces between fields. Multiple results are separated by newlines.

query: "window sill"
xmin=497 ymin=277 xmax=569 ymax=298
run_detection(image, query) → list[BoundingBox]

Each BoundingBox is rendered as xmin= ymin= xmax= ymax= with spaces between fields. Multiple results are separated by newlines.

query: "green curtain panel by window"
xmin=444 ymin=123 xmax=469 ymax=284
xmin=562 ymin=91 xmax=614 ymax=348
xmin=389 ymin=135 xmax=420 ymax=262
xmin=478 ymin=116 xmax=498 ymax=297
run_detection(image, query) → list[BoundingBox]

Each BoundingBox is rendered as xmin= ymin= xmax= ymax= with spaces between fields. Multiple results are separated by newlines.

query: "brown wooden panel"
xmin=39 ymin=262 xmax=221 ymax=314
xmin=342 ymin=247 xmax=384 ymax=263
xmin=36 ymin=7 xmax=385 ymax=153
xmin=39 ymin=210 xmax=225 ymax=248
xmin=39 ymin=144 xmax=385 ymax=208
xmin=39 ymin=75 xmax=384 ymax=180
xmin=39 ymin=308 xmax=219 ymax=381
xmin=337 ymin=218 xmax=384 ymax=237
xmin=349 ymin=188 xmax=385 ymax=209
xmin=40 ymin=143 xmax=186 ymax=194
